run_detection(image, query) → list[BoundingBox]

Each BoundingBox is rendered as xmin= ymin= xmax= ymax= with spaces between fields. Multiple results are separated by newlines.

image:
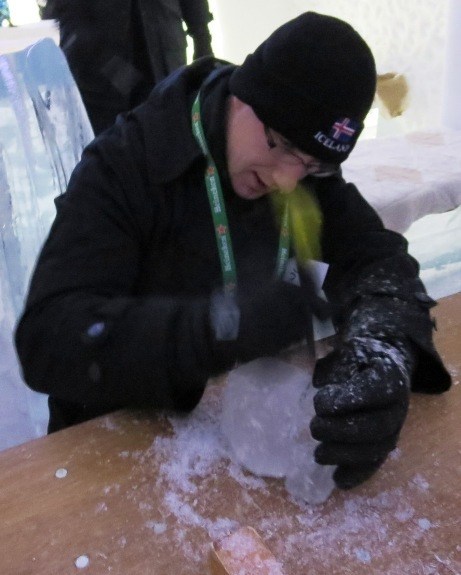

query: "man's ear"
xmin=229 ymin=94 xmax=246 ymax=112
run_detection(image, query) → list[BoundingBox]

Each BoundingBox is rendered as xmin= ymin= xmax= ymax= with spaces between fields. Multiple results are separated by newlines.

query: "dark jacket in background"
xmin=15 ymin=58 xmax=451 ymax=433
xmin=42 ymin=0 xmax=213 ymax=133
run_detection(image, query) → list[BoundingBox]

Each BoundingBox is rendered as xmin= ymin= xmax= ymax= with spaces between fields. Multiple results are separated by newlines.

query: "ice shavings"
xmin=226 ymin=461 xmax=269 ymax=492
xmin=418 ymin=518 xmax=433 ymax=531
xmin=123 ymin=379 xmax=454 ymax=575
xmin=389 ymin=447 xmax=402 ymax=460
xmin=448 ymin=364 xmax=459 ymax=386
xmin=94 ymin=501 xmax=108 ymax=514
xmin=354 ymin=548 xmax=372 ymax=563
xmin=145 ymin=520 xmax=167 ymax=534
xmin=255 ymin=487 xmax=441 ymax=574
xmin=97 ymin=416 xmax=122 ymax=432
xmin=163 ymin=490 xmax=239 ymax=541
xmin=154 ymin=391 xmax=228 ymax=495
xmin=145 ymin=388 xmax=242 ymax=544
xmin=412 ymin=473 xmax=430 ymax=490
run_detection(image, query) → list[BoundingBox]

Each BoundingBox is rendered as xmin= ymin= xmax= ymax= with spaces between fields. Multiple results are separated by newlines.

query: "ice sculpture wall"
xmin=0 ymin=38 xmax=93 ymax=448
xmin=0 ymin=37 xmax=93 ymax=314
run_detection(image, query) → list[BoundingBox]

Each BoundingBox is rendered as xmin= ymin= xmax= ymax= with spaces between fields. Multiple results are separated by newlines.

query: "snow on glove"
xmin=209 ymin=266 xmax=330 ymax=364
xmin=310 ymin=335 xmax=414 ymax=489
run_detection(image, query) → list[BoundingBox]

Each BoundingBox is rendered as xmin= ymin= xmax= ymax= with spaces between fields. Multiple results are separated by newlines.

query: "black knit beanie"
xmin=229 ymin=12 xmax=377 ymax=164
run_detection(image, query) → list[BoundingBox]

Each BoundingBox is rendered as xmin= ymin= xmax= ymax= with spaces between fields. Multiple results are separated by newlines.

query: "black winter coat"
xmin=15 ymin=59 xmax=451 ymax=433
xmin=43 ymin=0 xmax=213 ymax=133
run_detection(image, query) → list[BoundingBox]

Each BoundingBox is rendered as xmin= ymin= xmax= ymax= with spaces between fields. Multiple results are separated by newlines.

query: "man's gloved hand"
xmin=310 ymin=335 xmax=414 ymax=489
xmin=192 ymin=31 xmax=214 ymax=60
xmin=210 ymin=266 xmax=330 ymax=364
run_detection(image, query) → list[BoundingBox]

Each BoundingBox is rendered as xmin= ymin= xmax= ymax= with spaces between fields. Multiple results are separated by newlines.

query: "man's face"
xmin=226 ymin=96 xmax=324 ymax=200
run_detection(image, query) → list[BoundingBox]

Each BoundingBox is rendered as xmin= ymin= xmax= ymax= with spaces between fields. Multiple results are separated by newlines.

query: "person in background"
xmin=15 ymin=12 xmax=451 ymax=490
xmin=40 ymin=0 xmax=214 ymax=134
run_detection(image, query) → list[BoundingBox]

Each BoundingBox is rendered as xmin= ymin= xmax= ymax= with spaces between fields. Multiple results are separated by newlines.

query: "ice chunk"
xmin=284 ymin=434 xmax=336 ymax=506
xmin=0 ymin=38 xmax=93 ymax=316
xmin=222 ymin=358 xmax=308 ymax=478
xmin=221 ymin=357 xmax=335 ymax=504
xmin=0 ymin=39 xmax=93 ymax=448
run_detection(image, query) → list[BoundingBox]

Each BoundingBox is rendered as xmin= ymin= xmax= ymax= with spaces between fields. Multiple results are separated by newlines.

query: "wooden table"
xmin=0 ymin=295 xmax=460 ymax=575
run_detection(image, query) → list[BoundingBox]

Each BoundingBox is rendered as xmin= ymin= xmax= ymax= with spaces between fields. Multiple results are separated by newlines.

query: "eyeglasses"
xmin=264 ymin=126 xmax=339 ymax=177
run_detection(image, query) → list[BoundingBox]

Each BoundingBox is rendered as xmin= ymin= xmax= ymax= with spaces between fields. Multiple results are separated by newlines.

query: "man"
xmin=41 ymin=0 xmax=214 ymax=134
xmin=15 ymin=12 xmax=451 ymax=490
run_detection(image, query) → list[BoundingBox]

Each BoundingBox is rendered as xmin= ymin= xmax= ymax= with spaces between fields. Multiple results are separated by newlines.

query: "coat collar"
xmin=127 ymin=57 xmax=235 ymax=184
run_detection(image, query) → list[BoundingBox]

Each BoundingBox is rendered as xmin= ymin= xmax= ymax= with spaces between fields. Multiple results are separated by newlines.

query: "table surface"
xmin=0 ymin=294 xmax=459 ymax=575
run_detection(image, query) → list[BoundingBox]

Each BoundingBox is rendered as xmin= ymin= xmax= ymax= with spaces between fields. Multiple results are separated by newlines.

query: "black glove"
xmin=210 ymin=267 xmax=330 ymax=364
xmin=310 ymin=334 xmax=414 ymax=490
xmin=310 ymin=254 xmax=451 ymax=489
xmin=192 ymin=31 xmax=214 ymax=60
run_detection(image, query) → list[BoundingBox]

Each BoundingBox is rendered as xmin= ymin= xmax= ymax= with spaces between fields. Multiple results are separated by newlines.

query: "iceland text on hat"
xmin=314 ymin=117 xmax=359 ymax=154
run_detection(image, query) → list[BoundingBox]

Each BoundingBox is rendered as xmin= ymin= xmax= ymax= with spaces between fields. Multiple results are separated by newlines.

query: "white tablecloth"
xmin=343 ymin=130 xmax=461 ymax=233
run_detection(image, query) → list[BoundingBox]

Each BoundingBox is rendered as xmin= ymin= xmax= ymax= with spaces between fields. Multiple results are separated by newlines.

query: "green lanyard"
xmin=191 ymin=93 xmax=290 ymax=295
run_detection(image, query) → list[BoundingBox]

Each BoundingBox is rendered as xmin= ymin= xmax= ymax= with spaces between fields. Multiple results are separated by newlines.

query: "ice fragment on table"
xmin=54 ymin=467 xmax=68 ymax=479
xmin=75 ymin=554 xmax=89 ymax=569
xmin=209 ymin=526 xmax=285 ymax=575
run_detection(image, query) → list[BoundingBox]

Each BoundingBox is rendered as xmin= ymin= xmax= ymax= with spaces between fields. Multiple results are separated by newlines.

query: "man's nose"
xmin=272 ymin=164 xmax=306 ymax=193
